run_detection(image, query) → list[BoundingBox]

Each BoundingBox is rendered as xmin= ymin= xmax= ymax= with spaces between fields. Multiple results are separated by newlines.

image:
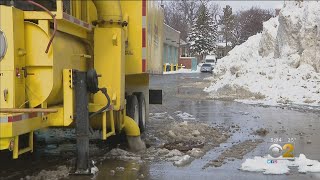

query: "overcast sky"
xmin=213 ymin=1 xmax=284 ymax=11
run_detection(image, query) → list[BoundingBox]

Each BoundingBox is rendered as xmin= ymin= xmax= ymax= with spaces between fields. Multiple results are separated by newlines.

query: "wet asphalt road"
xmin=2 ymin=73 xmax=320 ymax=180
xmin=144 ymin=73 xmax=320 ymax=180
xmin=69 ymin=73 xmax=320 ymax=180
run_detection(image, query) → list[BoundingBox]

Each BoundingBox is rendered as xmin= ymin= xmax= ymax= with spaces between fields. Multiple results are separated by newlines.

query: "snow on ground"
xmin=205 ymin=1 xmax=320 ymax=107
xmin=241 ymin=154 xmax=320 ymax=174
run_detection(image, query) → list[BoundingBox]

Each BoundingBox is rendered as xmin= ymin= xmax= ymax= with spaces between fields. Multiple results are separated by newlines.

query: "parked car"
xmin=200 ymin=63 xmax=213 ymax=73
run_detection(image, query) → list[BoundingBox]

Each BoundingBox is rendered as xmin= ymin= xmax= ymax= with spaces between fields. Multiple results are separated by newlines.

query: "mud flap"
xmin=149 ymin=89 xmax=162 ymax=104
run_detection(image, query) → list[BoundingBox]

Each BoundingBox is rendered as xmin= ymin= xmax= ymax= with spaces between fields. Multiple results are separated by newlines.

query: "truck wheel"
xmin=126 ymin=95 xmax=140 ymax=125
xmin=133 ymin=92 xmax=146 ymax=132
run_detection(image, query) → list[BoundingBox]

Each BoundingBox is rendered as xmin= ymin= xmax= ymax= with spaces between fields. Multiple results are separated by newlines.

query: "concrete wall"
xmin=179 ymin=57 xmax=197 ymax=70
xmin=179 ymin=58 xmax=192 ymax=69
xmin=163 ymin=24 xmax=180 ymax=65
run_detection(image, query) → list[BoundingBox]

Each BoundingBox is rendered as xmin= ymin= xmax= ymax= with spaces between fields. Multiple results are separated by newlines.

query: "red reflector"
xmin=142 ymin=28 xmax=146 ymax=48
xmin=142 ymin=59 xmax=146 ymax=72
xmin=8 ymin=115 xmax=22 ymax=122
xmin=142 ymin=0 xmax=147 ymax=16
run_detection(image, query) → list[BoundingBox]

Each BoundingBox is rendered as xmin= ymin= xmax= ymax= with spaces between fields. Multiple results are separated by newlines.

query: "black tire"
xmin=133 ymin=92 xmax=146 ymax=132
xmin=126 ymin=95 xmax=140 ymax=125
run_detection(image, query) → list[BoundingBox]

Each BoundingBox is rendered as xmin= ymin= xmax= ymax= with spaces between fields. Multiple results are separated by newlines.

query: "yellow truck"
xmin=0 ymin=0 xmax=163 ymax=173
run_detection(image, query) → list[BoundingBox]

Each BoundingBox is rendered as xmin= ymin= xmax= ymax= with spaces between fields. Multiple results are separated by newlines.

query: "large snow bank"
xmin=205 ymin=1 xmax=320 ymax=106
xmin=241 ymin=154 xmax=320 ymax=174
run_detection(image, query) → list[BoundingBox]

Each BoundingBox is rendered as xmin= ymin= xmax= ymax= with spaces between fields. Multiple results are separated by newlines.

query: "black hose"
xmin=89 ymin=88 xmax=111 ymax=119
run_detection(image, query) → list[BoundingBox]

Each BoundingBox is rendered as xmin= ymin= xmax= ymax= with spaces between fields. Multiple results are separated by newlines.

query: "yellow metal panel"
xmin=0 ymin=71 xmax=14 ymax=108
xmin=147 ymin=1 xmax=164 ymax=74
xmin=63 ymin=69 xmax=74 ymax=126
xmin=24 ymin=12 xmax=57 ymax=20
xmin=0 ymin=6 xmax=26 ymax=108
xmin=121 ymin=1 xmax=142 ymax=74
xmin=57 ymin=20 xmax=88 ymax=39
xmin=94 ymin=28 xmax=125 ymax=110
xmin=12 ymin=117 xmax=48 ymax=136
xmin=125 ymin=73 xmax=149 ymax=86
xmin=0 ymin=122 xmax=13 ymax=138
xmin=0 ymin=138 xmax=11 ymax=150
xmin=47 ymin=106 xmax=64 ymax=126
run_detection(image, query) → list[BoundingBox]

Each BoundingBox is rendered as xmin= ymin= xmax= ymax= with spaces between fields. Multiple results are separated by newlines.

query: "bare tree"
xmin=163 ymin=1 xmax=202 ymax=41
xmin=209 ymin=3 xmax=221 ymax=22
xmin=235 ymin=7 xmax=274 ymax=44
xmin=221 ymin=5 xmax=235 ymax=48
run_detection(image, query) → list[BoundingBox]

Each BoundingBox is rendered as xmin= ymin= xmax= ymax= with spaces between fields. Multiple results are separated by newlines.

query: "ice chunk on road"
xmin=188 ymin=148 xmax=204 ymax=158
xmin=91 ymin=160 xmax=99 ymax=175
xmin=173 ymin=155 xmax=192 ymax=167
xmin=241 ymin=154 xmax=320 ymax=174
xmin=176 ymin=112 xmax=196 ymax=120
xmin=165 ymin=149 xmax=183 ymax=157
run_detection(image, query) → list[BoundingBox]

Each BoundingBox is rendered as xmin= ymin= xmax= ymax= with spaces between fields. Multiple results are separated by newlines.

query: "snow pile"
xmin=241 ymin=154 xmax=320 ymax=174
xmin=205 ymin=1 xmax=320 ymax=106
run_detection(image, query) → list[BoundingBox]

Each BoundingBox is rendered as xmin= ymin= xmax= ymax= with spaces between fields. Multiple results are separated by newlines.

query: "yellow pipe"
xmin=93 ymin=0 xmax=122 ymax=21
xmin=123 ymin=116 xmax=140 ymax=137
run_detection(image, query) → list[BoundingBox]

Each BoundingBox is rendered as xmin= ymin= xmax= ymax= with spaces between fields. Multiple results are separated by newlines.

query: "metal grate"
xmin=63 ymin=0 xmax=71 ymax=14
xmin=5 ymin=0 xmax=57 ymax=11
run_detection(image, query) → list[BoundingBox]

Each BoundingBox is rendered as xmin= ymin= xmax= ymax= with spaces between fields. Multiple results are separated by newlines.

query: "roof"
xmin=180 ymin=39 xmax=187 ymax=46
xmin=164 ymin=23 xmax=181 ymax=34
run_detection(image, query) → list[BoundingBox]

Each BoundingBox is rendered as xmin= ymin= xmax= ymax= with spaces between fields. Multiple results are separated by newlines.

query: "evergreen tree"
xmin=221 ymin=5 xmax=235 ymax=48
xmin=187 ymin=3 xmax=217 ymax=58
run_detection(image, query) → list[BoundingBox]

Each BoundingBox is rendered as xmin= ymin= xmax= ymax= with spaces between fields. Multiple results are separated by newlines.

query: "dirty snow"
xmin=105 ymin=112 xmax=229 ymax=167
xmin=175 ymin=111 xmax=196 ymax=120
xmin=241 ymin=154 xmax=320 ymax=174
xmin=205 ymin=1 xmax=320 ymax=107
xmin=26 ymin=166 xmax=70 ymax=180
xmin=106 ymin=148 xmax=141 ymax=161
